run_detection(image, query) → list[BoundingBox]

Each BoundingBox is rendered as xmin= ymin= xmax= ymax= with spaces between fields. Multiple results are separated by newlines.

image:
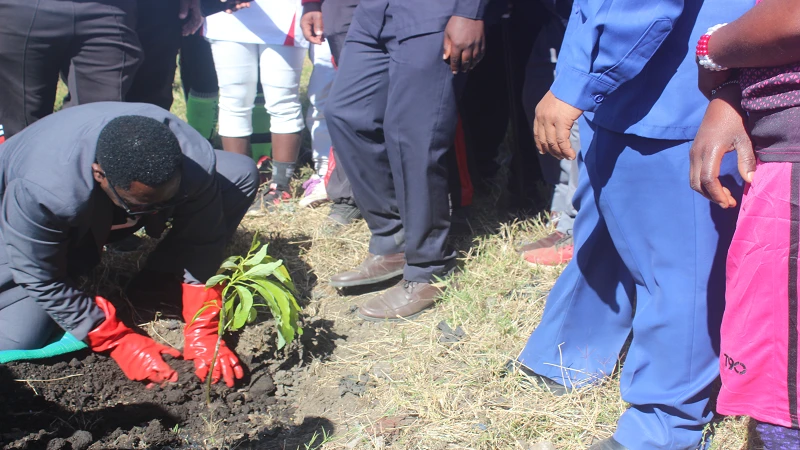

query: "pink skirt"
xmin=719 ymin=160 xmax=800 ymax=428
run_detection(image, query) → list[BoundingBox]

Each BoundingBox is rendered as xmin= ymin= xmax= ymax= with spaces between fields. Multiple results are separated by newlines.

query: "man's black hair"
xmin=96 ymin=115 xmax=183 ymax=190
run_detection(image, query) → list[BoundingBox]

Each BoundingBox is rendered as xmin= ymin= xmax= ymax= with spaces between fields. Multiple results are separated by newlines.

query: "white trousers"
xmin=210 ymin=40 xmax=305 ymax=137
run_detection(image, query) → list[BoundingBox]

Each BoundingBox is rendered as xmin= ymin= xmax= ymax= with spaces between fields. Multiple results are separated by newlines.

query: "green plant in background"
xmin=201 ymin=233 xmax=302 ymax=402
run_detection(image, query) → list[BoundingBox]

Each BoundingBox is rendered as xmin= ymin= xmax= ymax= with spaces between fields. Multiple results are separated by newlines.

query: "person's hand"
xmin=184 ymin=335 xmax=243 ymax=387
xmin=181 ymin=284 xmax=244 ymax=387
xmin=107 ymin=334 xmax=181 ymax=387
xmin=689 ymin=87 xmax=755 ymax=208
xmin=301 ymin=11 xmax=324 ymax=44
xmin=179 ymin=0 xmax=204 ymax=36
xmin=443 ymin=16 xmax=485 ymax=74
xmin=225 ymin=0 xmax=251 ymax=14
xmin=533 ymin=90 xmax=583 ymax=160
xmin=87 ymin=297 xmax=180 ymax=387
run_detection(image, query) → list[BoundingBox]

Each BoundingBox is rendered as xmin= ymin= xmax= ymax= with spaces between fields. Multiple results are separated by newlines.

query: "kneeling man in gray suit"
xmin=0 ymin=102 xmax=259 ymax=387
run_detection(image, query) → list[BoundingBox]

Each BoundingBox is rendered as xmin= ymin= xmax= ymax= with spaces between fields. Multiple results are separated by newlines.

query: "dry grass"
xmin=231 ymin=196 xmax=752 ymax=449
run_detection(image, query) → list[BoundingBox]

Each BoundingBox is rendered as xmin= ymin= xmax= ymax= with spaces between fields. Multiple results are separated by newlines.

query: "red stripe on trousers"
xmin=454 ymin=116 xmax=473 ymax=206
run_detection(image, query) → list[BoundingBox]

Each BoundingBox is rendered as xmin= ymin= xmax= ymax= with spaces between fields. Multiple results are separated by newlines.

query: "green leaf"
xmin=249 ymin=233 xmax=261 ymax=253
xmin=190 ymin=304 xmax=212 ymax=325
xmin=274 ymin=265 xmax=296 ymax=293
xmin=232 ymin=285 xmax=254 ymax=329
xmin=248 ymin=279 xmax=297 ymax=346
xmin=243 ymin=260 xmax=283 ymax=278
xmin=246 ymin=281 xmax=282 ymax=326
xmin=257 ymin=280 xmax=298 ymax=346
xmin=223 ymin=299 xmax=234 ymax=325
xmin=232 ymin=302 xmax=246 ymax=330
xmin=244 ymin=243 xmax=269 ymax=267
xmin=206 ymin=274 xmax=230 ymax=288
xmin=247 ymin=307 xmax=258 ymax=324
xmin=220 ymin=259 xmax=238 ymax=271
xmin=276 ymin=332 xmax=287 ymax=350
xmin=256 ymin=255 xmax=295 ymax=292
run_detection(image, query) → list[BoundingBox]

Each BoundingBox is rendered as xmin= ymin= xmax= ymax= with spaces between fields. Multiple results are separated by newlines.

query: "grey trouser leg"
xmin=326 ymin=16 xmax=459 ymax=282
xmin=170 ymin=150 xmax=258 ymax=286
xmin=554 ymin=125 xmax=579 ymax=235
xmin=214 ymin=150 xmax=260 ymax=240
xmin=0 ymin=297 xmax=56 ymax=351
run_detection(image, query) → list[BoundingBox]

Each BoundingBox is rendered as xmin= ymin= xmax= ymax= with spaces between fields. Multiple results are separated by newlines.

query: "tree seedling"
xmin=200 ymin=233 xmax=302 ymax=403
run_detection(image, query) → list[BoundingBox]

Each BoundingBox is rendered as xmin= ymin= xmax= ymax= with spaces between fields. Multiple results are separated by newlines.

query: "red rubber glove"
xmin=181 ymin=284 xmax=244 ymax=387
xmin=87 ymin=297 xmax=180 ymax=385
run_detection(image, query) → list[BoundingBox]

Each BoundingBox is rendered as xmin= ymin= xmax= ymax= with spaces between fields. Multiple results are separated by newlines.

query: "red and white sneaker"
xmin=246 ymin=183 xmax=292 ymax=217
xmin=519 ymin=231 xmax=574 ymax=266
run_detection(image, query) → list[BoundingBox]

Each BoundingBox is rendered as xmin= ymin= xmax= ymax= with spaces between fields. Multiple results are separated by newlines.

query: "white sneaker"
xmin=299 ymin=175 xmax=330 ymax=208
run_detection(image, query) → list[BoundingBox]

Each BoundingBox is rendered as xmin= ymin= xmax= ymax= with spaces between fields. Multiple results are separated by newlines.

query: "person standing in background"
xmin=689 ymin=0 xmax=800 ymax=446
xmin=508 ymin=0 xmax=752 ymax=448
xmin=300 ymin=0 xmax=364 ymax=225
xmin=205 ymin=0 xmax=335 ymax=214
xmin=299 ymin=32 xmax=337 ymax=208
xmin=180 ymin=30 xmax=220 ymax=142
xmin=324 ymin=0 xmax=487 ymax=321
xmin=517 ymin=0 xmax=578 ymax=266
xmin=126 ymin=0 xmax=204 ymax=110
xmin=0 ymin=0 xmax=142 ymax=139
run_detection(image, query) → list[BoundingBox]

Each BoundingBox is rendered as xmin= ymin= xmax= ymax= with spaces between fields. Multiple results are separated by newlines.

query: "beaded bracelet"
xmin=696 ymin=24 xmax=728 ymax=71
xmin=711 ymin=79 xmax=740 ymax=97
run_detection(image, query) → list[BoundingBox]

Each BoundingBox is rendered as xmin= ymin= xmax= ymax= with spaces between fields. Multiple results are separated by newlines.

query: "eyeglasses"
xmin=105 ymin=176 xmax=188 ymax=217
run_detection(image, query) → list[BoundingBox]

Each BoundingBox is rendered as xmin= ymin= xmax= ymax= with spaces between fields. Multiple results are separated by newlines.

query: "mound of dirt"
xmin=0 ymin=350 xmax=304 ymax=449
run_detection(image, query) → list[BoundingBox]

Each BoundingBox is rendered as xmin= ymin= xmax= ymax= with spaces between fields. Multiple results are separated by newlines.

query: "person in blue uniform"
xmin=325 ymin=0 xmax=486 ymax=321
xmin=508 ymin=1 xmax=752 ymax=449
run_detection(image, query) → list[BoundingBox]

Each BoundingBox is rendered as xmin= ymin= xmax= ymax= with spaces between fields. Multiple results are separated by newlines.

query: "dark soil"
xmin=0 ymin=348 xmax=333 ymax=450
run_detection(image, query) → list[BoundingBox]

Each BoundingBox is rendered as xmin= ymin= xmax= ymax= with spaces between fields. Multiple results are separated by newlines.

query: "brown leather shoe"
xmin=357 ymin=280 xmax=441 ymax=322
xmin=329 ymin=253 xmax=405 ymax=288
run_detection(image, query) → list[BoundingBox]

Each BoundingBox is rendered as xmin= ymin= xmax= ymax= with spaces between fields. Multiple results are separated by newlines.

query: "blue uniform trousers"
xmin=325 ymin=10 xmax=458 ymax=283
xmin=518 ymin=116 xmax=741 ymax=449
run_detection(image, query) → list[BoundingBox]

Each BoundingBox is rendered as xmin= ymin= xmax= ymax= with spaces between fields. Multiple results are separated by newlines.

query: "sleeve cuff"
xmin=452 ymin=0 xmax=487 ymax=20
xmin=550 ymin=67 xmax=617 ymax=113
xmin=67 ymin=305 xmax=106 ymax=342
xmin=303 ymin=1 xmax=322 ymax=13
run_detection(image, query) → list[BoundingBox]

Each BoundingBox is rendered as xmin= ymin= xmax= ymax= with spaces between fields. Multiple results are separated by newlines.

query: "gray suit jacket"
xmin=0 ymin=102 xmax=229 ymax=340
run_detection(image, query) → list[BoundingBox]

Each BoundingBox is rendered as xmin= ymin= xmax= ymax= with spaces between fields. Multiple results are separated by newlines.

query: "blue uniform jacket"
xmin=553 ymin=0 xmax=753 ymax=140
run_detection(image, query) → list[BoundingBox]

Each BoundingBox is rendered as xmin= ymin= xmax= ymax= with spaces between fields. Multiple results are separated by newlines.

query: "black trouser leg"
xmin=0 ymin=0 xmax=140 ymax=138
xmin=126 ymin=0 xmax=181 ymax=110
xmin=180 ymin=31 xmax=218 ymax=99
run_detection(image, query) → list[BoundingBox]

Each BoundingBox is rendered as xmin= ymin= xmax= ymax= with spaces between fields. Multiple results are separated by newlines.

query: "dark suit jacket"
xmin=354 ymin=0 xmax=489 ymax=41
xmin=0 ymin=102 xmax=228 ymax=340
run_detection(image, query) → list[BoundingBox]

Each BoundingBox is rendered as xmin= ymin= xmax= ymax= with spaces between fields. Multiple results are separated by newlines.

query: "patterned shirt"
xmin=740 ymin=66 xmax=800 ymax=112
xmin=738 ymin=0 xmax=800 ymax=162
